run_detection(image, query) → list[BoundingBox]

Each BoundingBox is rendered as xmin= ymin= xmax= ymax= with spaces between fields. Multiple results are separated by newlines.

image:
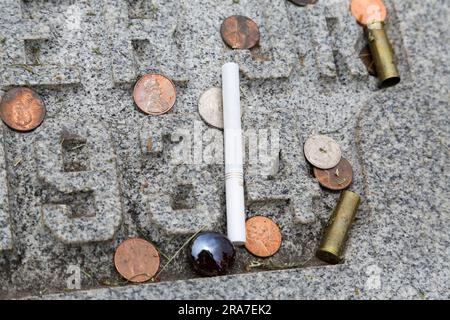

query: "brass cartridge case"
xmin=366 ymin=21 xmax=400 ymax=87
xmin=316 ymin=191 xmax=361 ymax=264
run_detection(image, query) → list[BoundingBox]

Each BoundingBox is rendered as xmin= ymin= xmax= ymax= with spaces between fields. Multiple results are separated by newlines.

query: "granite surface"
xmin=0 ymin=0 xmax=448 ymax=299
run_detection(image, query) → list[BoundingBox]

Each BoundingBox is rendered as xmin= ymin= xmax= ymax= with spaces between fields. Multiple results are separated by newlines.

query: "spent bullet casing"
xmin=365 ymin=21 xmax=400 ymax=87
xmin=316 ymin=191 xmax=361 ymax=264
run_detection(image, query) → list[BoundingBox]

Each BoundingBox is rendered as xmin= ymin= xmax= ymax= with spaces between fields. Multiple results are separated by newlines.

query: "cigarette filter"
xmin=222 ymin=62 xmax=246 ymax=246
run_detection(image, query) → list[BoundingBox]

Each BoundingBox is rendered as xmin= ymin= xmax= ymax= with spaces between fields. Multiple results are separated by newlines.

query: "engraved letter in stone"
xmin=140 ymin=116 xmax=221 ymax=235
xmin=34 ymin=119 xmax=122 ymax=244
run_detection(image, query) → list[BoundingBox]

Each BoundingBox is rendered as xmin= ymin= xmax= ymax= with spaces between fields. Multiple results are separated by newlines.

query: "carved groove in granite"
xmin=244 ymin=111 xmax=321 ymax=225
xmin=0 ymin=0 xmax=81 ymax=88
xmin=105 ymin=0 xmax=187 ymax=85
xmin=300 ymin=2 xmax=367 ymax=82
xmin=139 ymin=115 xmax=222 ymax=235
xmin=229 ymin=0 xmax=298 ymax=79
xmin=34 ymin=119 xmax=123 ymax=244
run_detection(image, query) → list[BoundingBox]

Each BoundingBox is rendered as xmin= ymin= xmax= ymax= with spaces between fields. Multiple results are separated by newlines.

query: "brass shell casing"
xmin=365 ymin=21 xmax=400 ymax=87
xmin=316 ymin=191 xmax=361 ymax=264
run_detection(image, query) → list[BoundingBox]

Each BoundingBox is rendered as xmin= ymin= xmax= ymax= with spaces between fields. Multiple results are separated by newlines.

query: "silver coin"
xmin=304 ymin=135 xmax=342 ymax=169
xmin=198 ymin=87 xmax=223 ymax=129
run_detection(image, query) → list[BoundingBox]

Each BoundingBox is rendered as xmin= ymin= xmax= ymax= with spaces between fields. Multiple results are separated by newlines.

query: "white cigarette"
xmin=222 ymin=62 xmax=246 ymax=246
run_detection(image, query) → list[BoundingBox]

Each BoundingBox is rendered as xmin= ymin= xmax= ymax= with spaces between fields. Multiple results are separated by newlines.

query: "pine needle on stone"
xmin=154 ymin=226 xmax=206 ymax=279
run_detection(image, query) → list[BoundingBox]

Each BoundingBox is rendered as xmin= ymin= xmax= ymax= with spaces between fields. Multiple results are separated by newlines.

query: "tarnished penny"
xmin=133 ymin=74 xmax=176 ymax=115
xmin=350 ymin=0 xmax=387 ymax=26
xmin=313 ymin=158 xmax=353 ymax=190
xmin=304 ymin=135 xmax=342 ymax=170
xmin=220 ymin=15 xmax=260 ymax=50
xmin=0 ymin=87 xmax=45 ymax=132
xmin=288 ymin=0 xmax=317 ymax=6
xmin=245 ymin=216 xmax=282 ymax=258
xmin=114 ymin=238 xmax=160 ymax=283
xmin=198 ymin=87 xmax=224 ymax=129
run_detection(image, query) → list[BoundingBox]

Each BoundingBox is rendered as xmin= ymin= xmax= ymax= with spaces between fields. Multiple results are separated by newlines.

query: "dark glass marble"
xmin=189 ymin=232 xmax=236 ymax=277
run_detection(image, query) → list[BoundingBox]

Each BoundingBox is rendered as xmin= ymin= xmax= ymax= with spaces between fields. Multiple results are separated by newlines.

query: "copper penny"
xmin=0 ymin=87 xmax=45 ymax=132
xmin=114 ymin=238 xmax=160 ymax=283
xmin=245 ymin=216 xmax=282 ymax=258
xmin=350 ymin=0 xmax=387 ymax=26
xmin=313 ymin=158 xmax=353 ymax=190
xmin=288 ymin=0 xmax=317 ymax=6
xmin=220 ymin=15 xmax=260 ymax=50
xmin=133 ymin=74 xmax=176 ymax=115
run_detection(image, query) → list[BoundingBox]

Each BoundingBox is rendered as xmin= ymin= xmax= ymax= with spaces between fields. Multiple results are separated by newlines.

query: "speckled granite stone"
xmin=0 ymin=124 xmax=12 ymax=252
xmin=139 ymin=115 xmax=222 ymax=235
xmin=0 ymin=0 xmax=448 ymax=299
xmin=34 ymin=119 xmax=123 ymax=244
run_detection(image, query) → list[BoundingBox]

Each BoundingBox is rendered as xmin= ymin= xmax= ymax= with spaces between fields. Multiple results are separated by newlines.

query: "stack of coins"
xmin=304 ymin=135 xmax=353 ymax=191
